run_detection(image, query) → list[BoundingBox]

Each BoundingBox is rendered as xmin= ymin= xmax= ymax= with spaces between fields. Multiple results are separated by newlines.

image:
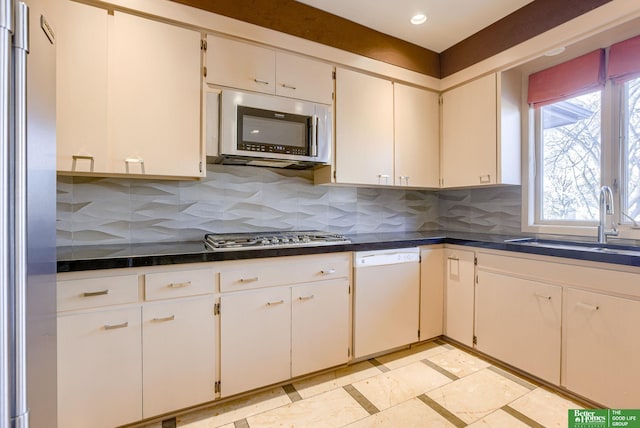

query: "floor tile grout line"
xmin=502 ymin=405 xmax=547 ymax=428
xmin=417 ymin=394 xmax=467 ymax=428
xmin=368 ymin=357 xmax=390 ymax=372
xmin=420 ymin=358 xmax=460 ymax=381
xmin=343 ymin=384 xmax=380 ymax=415
xmin=487 ymin=365 xmax=537 ymax=391
xmin=282 ymin=383 xmax=303 ymax=402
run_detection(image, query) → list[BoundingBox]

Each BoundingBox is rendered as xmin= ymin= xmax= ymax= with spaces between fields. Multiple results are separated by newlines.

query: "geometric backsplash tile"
xmin=56 ymin=164 xmax=522 ymax=247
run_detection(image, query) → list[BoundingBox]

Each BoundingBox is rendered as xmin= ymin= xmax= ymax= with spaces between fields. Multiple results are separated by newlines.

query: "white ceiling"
xmin=296 ymin=0 xmax=535 ymax=53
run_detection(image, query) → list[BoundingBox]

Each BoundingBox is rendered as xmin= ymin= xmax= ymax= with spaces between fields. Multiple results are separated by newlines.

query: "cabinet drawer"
xmin=57 ymin=275 xmax=139 ymax=312
xmin=220 ymin=253 xmax=350 ymax=292
xmin=145 ymin=268 xmax=215 ymax=301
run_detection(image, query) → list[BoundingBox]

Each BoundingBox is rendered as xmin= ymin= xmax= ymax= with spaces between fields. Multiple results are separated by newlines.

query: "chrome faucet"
xmin=598 ymin=186 xmax=618 ymax=244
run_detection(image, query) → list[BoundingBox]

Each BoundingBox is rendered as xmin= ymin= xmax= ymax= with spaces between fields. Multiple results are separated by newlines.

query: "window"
xmin=525 ymin=36 xmax=640 ymax=238
xmin=540 ymin=91 xmax=601 ymax=222
xmin=622 ymin=76 xmax=640 ymax=223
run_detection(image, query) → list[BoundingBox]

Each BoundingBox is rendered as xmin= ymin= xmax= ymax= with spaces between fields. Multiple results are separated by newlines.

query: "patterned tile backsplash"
xmin=56 ymin=165 xmax=522 ymax=247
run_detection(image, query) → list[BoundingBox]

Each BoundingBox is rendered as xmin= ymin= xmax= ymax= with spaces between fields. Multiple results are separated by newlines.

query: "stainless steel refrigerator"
xmin=1 ymin=0 xmax=57 ymax=427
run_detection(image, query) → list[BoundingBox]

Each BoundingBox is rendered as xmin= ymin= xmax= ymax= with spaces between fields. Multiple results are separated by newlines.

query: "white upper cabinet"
xmin=55 ymin=0 xmax=109 ymax=174
xmin=111 ymin=12 xmax=202 ymax=177
xmin=332 ymin=67 xmax=394 ymax=186
xmin=275 ymin=52 xmax=333 ymax=104
xmin=394 ymin=84 xmax=440 ymax=188
xmin=55 ymin=2 xmax=204 ymax=179
xmin=206 ymin=35 xmax=276 ymax=93
xmin=205 ymin=35 xmax=333 ymax=104
xmin=441 ymin=71 xmax=521 ymax=188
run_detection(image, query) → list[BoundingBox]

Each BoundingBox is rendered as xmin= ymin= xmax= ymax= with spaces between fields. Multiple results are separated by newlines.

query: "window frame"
xmin=523 ymin=77 xmax=640 ymax=240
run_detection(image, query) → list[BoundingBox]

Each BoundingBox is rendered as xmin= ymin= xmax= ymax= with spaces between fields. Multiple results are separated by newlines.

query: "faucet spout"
xmin=598 ymin=186 xmax=618 ymax=244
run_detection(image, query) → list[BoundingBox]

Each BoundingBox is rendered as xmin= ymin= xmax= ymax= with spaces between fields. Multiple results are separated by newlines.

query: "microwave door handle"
xmin=311 ymin=115 xmax=318 ymax=157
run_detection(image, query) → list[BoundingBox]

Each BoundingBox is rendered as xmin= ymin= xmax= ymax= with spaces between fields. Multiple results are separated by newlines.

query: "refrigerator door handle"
xmin=11 ymin=2 xmax=30 ymax=427
xmin=0 ymin=0 xmax=12 ymax=424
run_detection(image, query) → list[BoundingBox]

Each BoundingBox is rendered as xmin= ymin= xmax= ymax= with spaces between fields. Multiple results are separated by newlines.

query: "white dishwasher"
xmin=353 ymin=248 xmax=420 ymax=358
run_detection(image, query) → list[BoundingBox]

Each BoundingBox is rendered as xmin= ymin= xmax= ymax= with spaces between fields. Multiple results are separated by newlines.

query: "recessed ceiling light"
xmin=411 ymin=13 xmax=427 ymax=25
xmin=544 ymin=46 xmax=566 ymax=56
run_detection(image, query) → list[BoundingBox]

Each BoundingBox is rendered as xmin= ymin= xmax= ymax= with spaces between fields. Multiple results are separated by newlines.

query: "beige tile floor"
xmin=137 ymin=340 xmax=583 ymax=428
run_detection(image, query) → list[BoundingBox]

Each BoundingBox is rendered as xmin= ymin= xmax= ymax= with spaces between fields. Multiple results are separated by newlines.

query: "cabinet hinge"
xmin=476 ymin=274 xmax=478 ymax=284
xmin=199 ymin=161 xmax=203 ymax=173
xmin=201 ymin=39 xmax=208 ymax=51
xmin=214 ymin=303 xmax=220 ymax=315
xmin=439 ymin=96 xmax=443 ymax=105
xmin=214 ymin=381 xmax=221 ymax=394
xmin=348 ymin=348 xmax=351 ymax=357
xmin=332 ymin=70 xmax=336 ymax=79
xmin=473 ymin=335 xmax=477 ymax=346
xmin=348 ymin=285 xmax=351 ymax=294
xmin=418 ymin=329 xmax=421 ymax=339
xmin=333 ymin=170 xmax=337 ymax=180
xmin=474 ymin=256 xmax=477 ymax=266
xmin=203 ymin=66 xmax=207 ymax=78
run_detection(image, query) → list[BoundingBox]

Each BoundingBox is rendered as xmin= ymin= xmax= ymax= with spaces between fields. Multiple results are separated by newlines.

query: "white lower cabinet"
xmin=291 ymin=279 xmax=350 ymax=377
xmin=444 ymin=247 xmax=475 ymax=347
xmin=220 ymin=278 xmax=350 ymax=397
xmin=220 ymin=286 xmax=292 ymax=397
xmin=420 ymin=247 xmax=444 ymax=341
xmin=142 ymin=296 xmax=216 ymax=417
xmin=475 ymin=271 xmax=561 ymax=384
xmin=58 ymin=306 xmax=142 ymax=428
xmin=564 ymin=288 xmax=640 ymax=408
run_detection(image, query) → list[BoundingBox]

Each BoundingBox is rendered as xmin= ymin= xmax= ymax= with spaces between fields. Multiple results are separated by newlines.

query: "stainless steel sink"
xmin=504 ymin=238 xmax=640 ymax=257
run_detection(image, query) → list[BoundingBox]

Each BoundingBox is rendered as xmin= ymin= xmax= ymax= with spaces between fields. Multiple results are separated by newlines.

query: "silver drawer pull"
xmin=169 ymin=281 xmax=192 ymax=289
xmin=267 ymin=300 xmax=284 ymax=306
xmin=240 ymin=277 xmax=259 ymax=283
xmin=298 ymin=295 xmax=315 ymax=301
xmin=254 ymin=78 xmax=270 ymax=85
xmin=125 ymin=157 xmax=145 ymax=174
xmin=72 ymin=154 xmax=95 ymax=172
xmin=447 ymin=256 xmax=459 ymax=261
xmin=534 ymin=293 xmax=552 ymax=300
xmin=83 ymin=289 xmax=109 ymax=297
xmin=104 ymin=322 xmax=128 ymax=330
xmin=576 ymin=302 xmax=600 ymax=311
xmin=321 ymin=269 xmax=336 ymax=275
xmin=152 ymin=315 xmax=176 ymax=322
xmin=281 ymin=83 xmax=296 ymax=90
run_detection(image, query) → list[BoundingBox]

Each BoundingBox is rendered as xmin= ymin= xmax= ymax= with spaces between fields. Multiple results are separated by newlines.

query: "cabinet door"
xmin=111 ymin=12 xmax=202 ymax=177
xmin=55 ymin=0 xmax=109 ymax=174
xmin=476 ymin=271 xmax=561 ymax=384
xmin=291 ymin=279 xmax=350 ymax=377
xmin=441 ymin=74 xmax=497 ymax=188
xmin=58 ymin=307 xmax=142 ymax=428
xmin=353 ymin=261 xmax=420 ymax=358
xmin=564 ymin=288 xmax=640 ymax=408
xmin=275 ymin=52 xmax=333 ymax=104
xmin=220 ymin=287 xmax=291 ymax=397
xmin=394 ymin=84 xmax=439 ymax=188
xmin=206 ymin=35 xmax=276 ymax=93
xmin=335 ymin=68 xmax=394 ymax=186
xmin=142 ymin=297 xmax=216 ymax=418
xmin=444 ymin=248 xmax=475 ymax=347
xmin=420 ymin=248 xmax=444 ymax=341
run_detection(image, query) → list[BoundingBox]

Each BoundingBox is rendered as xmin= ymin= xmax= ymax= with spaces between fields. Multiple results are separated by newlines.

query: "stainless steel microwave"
xmin=212 ymin=89 xmax=332 ymax=168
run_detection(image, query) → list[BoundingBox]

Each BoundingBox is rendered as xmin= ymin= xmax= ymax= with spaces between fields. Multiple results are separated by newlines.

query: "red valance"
xmin=608 ymin=34 xmax=640 ymax=83
xmin=527 ymin=49 xmax=605 ymax=108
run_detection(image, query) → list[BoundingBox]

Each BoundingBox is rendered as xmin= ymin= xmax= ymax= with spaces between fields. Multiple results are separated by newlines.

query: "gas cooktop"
xmin=204 ymin=231 xmax=351 ymax=251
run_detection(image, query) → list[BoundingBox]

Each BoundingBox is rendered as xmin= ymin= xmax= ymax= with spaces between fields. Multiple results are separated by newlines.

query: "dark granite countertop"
xmin=57 ymin=231 xmax=640 ymax=272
